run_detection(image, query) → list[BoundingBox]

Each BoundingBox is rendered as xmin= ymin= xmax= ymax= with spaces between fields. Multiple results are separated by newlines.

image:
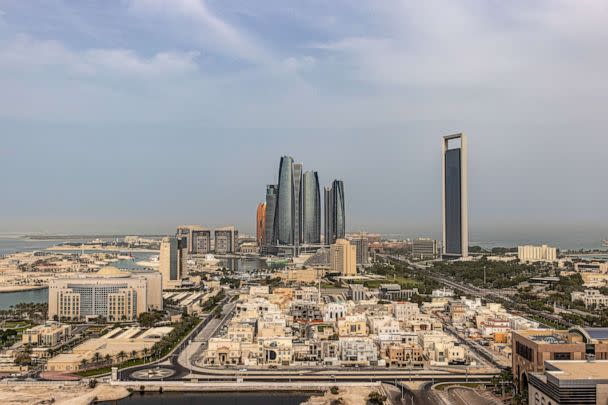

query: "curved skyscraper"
xmin=302 ymin=171 xmax=321 ymax=244
xmin=264 ymin=185 xmax=278 ymax=246
xmin=324 ymin=179 xmax=345 ymax=245
xmin=333 ymin=180 xmax=345 ymax=241
xmin=293 ymin=163 xmax=303 ymax=246
xmin=274 ymin=156 xmax=295 ymax=245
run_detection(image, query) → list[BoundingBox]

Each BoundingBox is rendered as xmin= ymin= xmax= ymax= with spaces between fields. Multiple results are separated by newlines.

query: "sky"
xmin=0 ymin=1 xmax=607 ymax=246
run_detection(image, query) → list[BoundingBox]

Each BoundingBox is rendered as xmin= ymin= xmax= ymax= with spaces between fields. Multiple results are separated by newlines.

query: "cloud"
xmin=0 ymin=35 xmax=199 ymax=77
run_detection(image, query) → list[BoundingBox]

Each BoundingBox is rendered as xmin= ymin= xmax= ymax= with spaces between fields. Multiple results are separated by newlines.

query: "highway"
xmin=385 ymin=255 xmax=573 ymax=329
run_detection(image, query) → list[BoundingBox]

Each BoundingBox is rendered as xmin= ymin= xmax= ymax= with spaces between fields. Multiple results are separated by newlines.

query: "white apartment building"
xmin=339 ymin=337 xmax=378 ymax=365
xmin=571 ymin=289 xmax=608 ymax=309
xmin=323 ymin=302 xmax=347 ymax=322
xmin=518 ymin=244 xmax=557 ymax=263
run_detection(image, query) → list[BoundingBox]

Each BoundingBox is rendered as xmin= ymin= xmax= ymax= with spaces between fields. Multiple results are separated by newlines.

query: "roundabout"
xmin=131 ymin=367 xmax=176 ymax=380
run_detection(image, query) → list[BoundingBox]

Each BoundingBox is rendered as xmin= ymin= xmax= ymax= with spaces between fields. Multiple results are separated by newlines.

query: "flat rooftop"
xmin=546 ymin=360 xmax=608 ymax=381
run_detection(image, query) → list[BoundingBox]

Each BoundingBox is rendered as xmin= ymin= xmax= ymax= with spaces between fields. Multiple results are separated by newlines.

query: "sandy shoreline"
xmin=0 ymin=285 xmax=47 ymax=293
xmin=0 ymin=382 xmax=131 ymax=405
xmin=47 ymin=246 xmax=159 ymax=253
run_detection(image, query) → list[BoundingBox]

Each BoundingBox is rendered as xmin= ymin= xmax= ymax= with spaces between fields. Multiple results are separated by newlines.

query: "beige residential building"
xmin=518 ymin=244 xmax=557 ymax=263
xmin=338 ymin=315 xmax=368 ymax=337
xmin=330 ymin=239 xmax=356 ymax=276
xmin=48 ymin=267 xmax=162 ymax=322
xmin=22 ymin=322 xmax=72 ymax=347
xmin=159 ymin=236 xmax=183 ymax=289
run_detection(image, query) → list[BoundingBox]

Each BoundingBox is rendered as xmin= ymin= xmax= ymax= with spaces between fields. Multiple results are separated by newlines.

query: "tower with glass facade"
xmin=302 ymin=171 xmax=321 ymax=244
xmin=442 ymin=133 xmax=468 ymax=258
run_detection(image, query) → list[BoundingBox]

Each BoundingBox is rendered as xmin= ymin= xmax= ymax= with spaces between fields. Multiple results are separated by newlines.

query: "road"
xmin=385 ymin=255 xmax=573 ymax=329
xmin=176 ymin=299 xmax=237 ymax=375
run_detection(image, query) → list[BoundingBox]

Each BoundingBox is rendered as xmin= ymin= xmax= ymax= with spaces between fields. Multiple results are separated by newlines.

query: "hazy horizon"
xmin=1 ymin=2 xmax=607 ymax=245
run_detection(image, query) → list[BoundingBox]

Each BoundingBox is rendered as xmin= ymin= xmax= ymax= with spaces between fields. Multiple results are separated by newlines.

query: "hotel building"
xmin=48 ymin=267 xmax=162 ymax=322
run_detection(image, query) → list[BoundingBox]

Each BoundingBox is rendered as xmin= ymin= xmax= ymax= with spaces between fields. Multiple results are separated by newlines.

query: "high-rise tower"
xmin=264 ymin=185 xmax=278 ymax=246
xmin=442 ymin=133 xmax=468 ymax=258
xmin=274 ymin=156 xmax=295 ymax=245
xmin=324 ymin=180 xmax=345 ymax=245
xmin=293 ymin=163 xmax=303 ymax=247
xmin=324 ymin=186 xmax=333 ymax=245
xmin=256 ymin=202 xmax=266 ymax=247
xmin=302 ymin=171 xmax=321 ymax=244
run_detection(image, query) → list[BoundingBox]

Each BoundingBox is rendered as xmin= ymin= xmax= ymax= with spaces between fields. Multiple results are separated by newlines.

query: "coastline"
xmin=47 ymin=246 xmax=159 ymax=253
xmin=0 ymin=285 xmax=48 ymax=293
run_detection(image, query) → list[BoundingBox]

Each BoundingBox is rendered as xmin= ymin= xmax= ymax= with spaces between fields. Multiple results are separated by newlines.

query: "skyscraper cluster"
xmin=260 ymin=156 xmax=344 ymax=255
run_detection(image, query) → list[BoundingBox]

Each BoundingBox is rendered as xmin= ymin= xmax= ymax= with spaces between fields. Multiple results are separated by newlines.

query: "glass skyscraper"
xmin=302 ymin=171 xmax=321 ymax=244
xmin=293 ymin=163 xmax=303 ymax=246
xmin=265 ymin=156 xmax=343 ymax=253
xmin=274 ymin=156 xmax=295 ymax=245
xmin=442 ymin=133 xmax=468 ymax=258
xmin=324 ymin=179 xmax=345 ymax=245
xmin=264 ymin=185 xmax=278 ymax=246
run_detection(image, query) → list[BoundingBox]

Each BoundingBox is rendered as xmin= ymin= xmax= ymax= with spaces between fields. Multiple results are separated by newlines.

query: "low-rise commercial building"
xmin=512 ymin=328 xmax=608 ymax=390
xmin=22 ymin=322 xmax=72 ymax=347
xmin=528 ymin=360 xmax=608 ymax=405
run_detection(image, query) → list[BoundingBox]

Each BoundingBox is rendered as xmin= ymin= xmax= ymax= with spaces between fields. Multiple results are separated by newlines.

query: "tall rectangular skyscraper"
xmin=442 ymin=133 xmax=468 ymax=258
xmin=324 ymin=180 xmax=345 ymax=245
xmin=302 ymin=171 xmax=321 ymax=244
xmin=293 ymin=163 xmax=303 ymax=246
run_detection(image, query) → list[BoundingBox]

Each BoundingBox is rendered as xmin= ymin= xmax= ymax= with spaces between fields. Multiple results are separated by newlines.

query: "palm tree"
xmin=142 ymin=348 xmax=148 ymax=362
xmin=80 ymin=358 xmax=88 ymax=370
xmin=117 ymin=351 xmax=126 ymax=364
xmin=92 ymin=352 xmax=101 ymax=364
xmin=104 ymin=354 xmax=112 ymax=365
xmin=132 ymin=350 xmax=138 ymax=360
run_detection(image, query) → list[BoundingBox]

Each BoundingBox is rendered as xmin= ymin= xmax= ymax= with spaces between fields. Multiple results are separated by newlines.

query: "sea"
xmin=0 ymin=236 xmax=266 ymax=309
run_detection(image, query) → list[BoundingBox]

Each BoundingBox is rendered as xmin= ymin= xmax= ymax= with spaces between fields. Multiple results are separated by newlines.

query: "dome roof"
xmin=97 ymin=266 xmax=129 ymax=277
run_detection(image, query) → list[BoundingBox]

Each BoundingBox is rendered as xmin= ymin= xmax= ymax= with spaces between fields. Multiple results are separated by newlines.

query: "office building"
xmin=159 ymin=236 xmax=182 ymax=289
xmin=442 ymin=133 xmax=468 ymax=258
xmin=264 ymin=185 xmax=278 ymax=246
xmin=349 ymin=237 xmax=369 ymax=265
xmin=512 ymin=327 xmax=608 ymax=390
xmin=324 ymin=180 xmax=345 ymax=245
xmin=302 ymin=171 xmax=321 ymax=244
xmin=274 ymin=156 xmax=296 ymax=245
xmin=412 ymin=238 xmax=439 ymax=259
xmin=48 ymin=267 xmax=163 ymax=322
xmin=215 ymin=226 xmax=238 ymax=254
xmin=176 ymin=225 xmax=211 ymax=255
xmin=330 ymin=239 xmax=356 ymax=276
xmin=518 ymin=244 xmax=557 ymax=263
xmin=256 ymin=202 xmax=266 ymax=247
xmin=528 ymin=360 xmax=608 ymax=405
xmin=293 ymin=163 xmax=303 ymax=247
